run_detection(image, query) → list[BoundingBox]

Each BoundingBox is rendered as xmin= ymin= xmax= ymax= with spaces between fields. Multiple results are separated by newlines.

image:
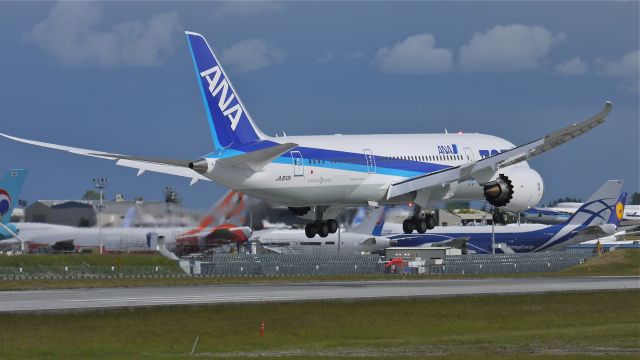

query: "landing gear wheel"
xmin=317 ymin=222 xmax=329 ymax=238
xmin=426 ymin=214 xmax=436 ymax=230
xmin=416 ymin=218 xmax=427 ymax=234
xmin=402 ymin=219 xmax=415 ymax=234
xmin=326 ymin=219 xmax=338 ymax=234
xmin=305 ymin=223 xmax=317 ymax=238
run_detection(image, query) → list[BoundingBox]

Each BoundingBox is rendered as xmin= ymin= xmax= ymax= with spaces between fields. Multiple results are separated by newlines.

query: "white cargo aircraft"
xmin=0 ymin=31 xmax=612 ymax=239
xmin=251 ymin=207 xmax=392 ymax=255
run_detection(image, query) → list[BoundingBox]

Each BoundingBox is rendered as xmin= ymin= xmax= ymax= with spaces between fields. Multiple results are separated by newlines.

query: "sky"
xmin=0 ymin=1 xmax=638 ymax=209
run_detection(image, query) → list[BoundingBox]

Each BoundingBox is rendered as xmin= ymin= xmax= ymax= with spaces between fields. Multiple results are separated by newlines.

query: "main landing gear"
xmin=305 ymin=219 xmax=338 ymax=238
xmin=402 ymin=206 xmax=436 ymax=234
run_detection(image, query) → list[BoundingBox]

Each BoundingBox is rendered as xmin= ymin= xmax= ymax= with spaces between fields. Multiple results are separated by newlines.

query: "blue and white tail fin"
xmin=564 ymin=180 xmax=624 ymax=228
xmin=0 ymin=169 xmax=27 ymax=225
xmin=608 ymin=192 xmax=627 ymax=228
xmin=185 ymin=31 xmax=265 ymax=150
xmin=352 ymin=207 xmax=387 ymax=236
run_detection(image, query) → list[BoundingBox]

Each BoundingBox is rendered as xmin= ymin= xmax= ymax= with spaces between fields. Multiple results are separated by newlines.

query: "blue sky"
xmin=0 ymin=1 xmax=638 ymax=209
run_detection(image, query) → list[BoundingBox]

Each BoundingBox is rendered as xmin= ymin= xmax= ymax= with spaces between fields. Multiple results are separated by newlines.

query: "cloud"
xmin=212 ymin=1 xmax=282 ymax=18
xmin=597 ymin=50 xmax=639 ymax=94
xmin=25 ymin=2 xmax=181 ymax=68
xmin=554 ymin=57 xmax=589 ymax=75
xmin=222 ymin=39 xmax=283 ymax=73
xmin=317 ymin=51 xmax=335 ymax=63
xmin=317 ymin=51 xmax=363 ymax=63
xmin=375 ymin=34 xmax=453 ymax=74
xmin=459 ymin=24 xmax=565 ymax=72
xmin=597 ymin=49 xmax=639 ymax=77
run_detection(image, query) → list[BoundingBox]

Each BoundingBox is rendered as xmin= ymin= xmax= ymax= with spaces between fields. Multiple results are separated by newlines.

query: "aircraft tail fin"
xmin=0 ymin=169 xmax=27 ymax=225
xmin=352 ymin=207 xmax=386 ymax=236
xmin=564 ymin=180 xmax=624 ymax=228
xmin=185 ymin=31 xmax=266 ymax=150
xmin=607 ymin=192 xmax=627 ymax=228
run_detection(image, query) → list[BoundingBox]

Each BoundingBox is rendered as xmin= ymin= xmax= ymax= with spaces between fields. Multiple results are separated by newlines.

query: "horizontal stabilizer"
xmin=218 ymin=143 xmax=298 ymax=172
xmin=0 ymin=132 xmax=209 ymax=182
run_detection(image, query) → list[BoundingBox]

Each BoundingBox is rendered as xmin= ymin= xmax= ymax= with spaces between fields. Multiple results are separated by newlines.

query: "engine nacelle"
xmin=483 ymin=167 xmax=544 ymax=211
xmin=189 ymin=158 xmax=212 ymax=175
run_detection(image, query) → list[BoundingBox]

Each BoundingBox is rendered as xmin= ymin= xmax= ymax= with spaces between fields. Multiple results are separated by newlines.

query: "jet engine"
xmin=482 ymin=167 xmax=544 ymax=211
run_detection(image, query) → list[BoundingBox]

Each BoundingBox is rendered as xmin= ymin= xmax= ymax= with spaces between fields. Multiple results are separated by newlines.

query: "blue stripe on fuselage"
xmin=203 ymin=141 xmax=453 ymax=177
xmin=388 ymin=226 xmax=566 ymax=254
xmin=389 ymin=199 xmax=617 ymax=253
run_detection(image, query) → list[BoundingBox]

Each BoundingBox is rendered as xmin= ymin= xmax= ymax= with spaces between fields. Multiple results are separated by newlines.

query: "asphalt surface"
xmin=0 ymin=276 xmax=637 ymax=313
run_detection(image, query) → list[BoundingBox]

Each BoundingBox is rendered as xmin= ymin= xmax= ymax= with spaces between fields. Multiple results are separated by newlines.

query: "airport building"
xmin=437 ymin=209 xmax=493 ymax=226
xmin=25 ymin=198 xmax=200 ymax=228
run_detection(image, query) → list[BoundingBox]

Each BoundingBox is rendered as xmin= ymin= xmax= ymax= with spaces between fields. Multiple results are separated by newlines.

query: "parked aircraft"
xmin=0 ymin=31 xmax=613 ymax=238
xmin=523 ymin=202 xmax=640 ymax=225
xmin=382 ymin=181 xmax=625 ymax=253
xmin=0 ymin=169 xmax=27 ymax=241
xmin=1 ymin=189 xmax=251 ymax=254
xmin=251 ymin=207 xmax=391 ymax=254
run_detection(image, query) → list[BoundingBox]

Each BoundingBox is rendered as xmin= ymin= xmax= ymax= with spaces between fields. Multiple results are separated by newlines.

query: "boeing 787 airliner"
xmin=0 ymin=31 xmax=612 ymax=238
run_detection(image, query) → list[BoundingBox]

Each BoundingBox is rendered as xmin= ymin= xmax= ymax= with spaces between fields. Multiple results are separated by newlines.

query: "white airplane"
xmin=382 ymin=181 xmax=625 ymax=253
xmin=523 ymin=202 xmax=640 ymax=225
xmin=0 ymin=189 xmax=252 ymax=255
xmin=251 ymin=207 xmax=392 ymax=255
xmin=1 ymin=214 xmax=252 ymax=256
xmin=0 ymin=31 xmax=613 ymax=239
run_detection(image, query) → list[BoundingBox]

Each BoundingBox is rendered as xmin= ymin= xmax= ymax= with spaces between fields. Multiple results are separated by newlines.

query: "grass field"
xmin=0 ymin=290 xmax=637 ymax=359
xmin=558 ymin=249 xmax=640 ymax=276
xmin=0 ymin=249 xmax=637 ymax=291
xmin=0 ymin=253 xmax=177 ymax=267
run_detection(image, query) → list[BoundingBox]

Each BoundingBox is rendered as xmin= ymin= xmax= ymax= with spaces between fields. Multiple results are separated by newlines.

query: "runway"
xmin=0 ymin=276 xmax=637 ymax=313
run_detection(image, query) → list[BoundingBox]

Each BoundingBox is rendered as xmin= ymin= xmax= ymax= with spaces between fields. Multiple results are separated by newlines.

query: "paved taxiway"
xmin=0 ymin=276 xmax=637 ymax=312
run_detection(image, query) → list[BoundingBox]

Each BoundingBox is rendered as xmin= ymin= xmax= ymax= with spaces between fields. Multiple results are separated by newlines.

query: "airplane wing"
xmin=436 ymin=237 xmax=470 ymax=249
xmin=0 ymin=132 xmax=210 ymax=183
xmin=387 ymin=101 xmax=612 ymax=199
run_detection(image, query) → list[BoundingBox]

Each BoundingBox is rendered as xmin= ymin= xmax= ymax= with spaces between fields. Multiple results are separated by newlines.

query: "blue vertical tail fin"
xmin=352 ymin=207 xmax=387 ymax=236
xmin=608 ymin=192 xmax=627 ymax=228
xmin=185 ymin=31 xmax=266 ymax=150
xmin=372 ymin=207 xmax=387 ymax=236
xmin=0 ymin=169 xmax=27 ymax=225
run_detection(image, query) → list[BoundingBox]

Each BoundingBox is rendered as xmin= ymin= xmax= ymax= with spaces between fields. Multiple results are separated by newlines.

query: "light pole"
xmin=93 ymin=177 xmax=108 ymax=254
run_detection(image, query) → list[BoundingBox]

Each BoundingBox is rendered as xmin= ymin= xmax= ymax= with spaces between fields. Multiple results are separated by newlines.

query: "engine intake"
xmin=483 ymin=174 xmax=514 ymax=207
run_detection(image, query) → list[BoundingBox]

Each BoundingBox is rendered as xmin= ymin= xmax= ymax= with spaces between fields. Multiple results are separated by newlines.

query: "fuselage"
xmin=203 ymin=133 xmax=536 ymax=208
xmin=251 ymin=227 xmax=392 ymax=254
xmin=4 ymin=223 xmax=192 ymax=252
xmin=382 ymin=222 xmax=610 ymax=253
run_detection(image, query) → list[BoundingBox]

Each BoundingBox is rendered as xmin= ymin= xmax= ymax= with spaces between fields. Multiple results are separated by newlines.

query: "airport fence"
xmin=422 ymin=249 xmax=595 ymax=275
xmin=195 ymin=253 xmax=385 ymax=276
xmin=0 ymin=249 xmax=596 ymax=280
xmin=0 ymin=265 xmax=185 ymax=280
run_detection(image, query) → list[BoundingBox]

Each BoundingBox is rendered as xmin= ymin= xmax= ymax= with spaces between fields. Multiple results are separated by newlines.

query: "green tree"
xmin=630 ymin=192 xmax=640 ymax=205
xmin=81 ymin=189 xmax=101 ymax=200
